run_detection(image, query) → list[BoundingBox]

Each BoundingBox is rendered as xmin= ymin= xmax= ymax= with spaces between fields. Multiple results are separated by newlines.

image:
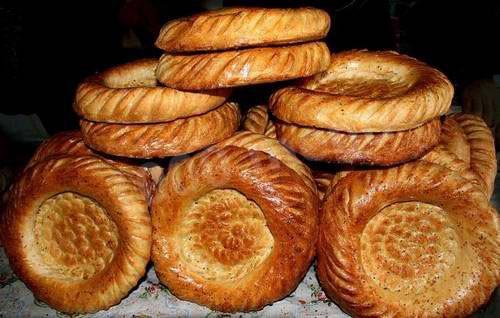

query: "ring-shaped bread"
xmin=26 ymin=131 xmax=155 ymax=201
xmin=212 ymin=131 xmax=316 ymax=193
xmin=440 ymin=116 xmax=471 ymax=165
xmin=270 ymin=50 xmax=453 ymax=132
xmin=420 ymin=145 xmax=487 ymax=195
xmin=449 ymin=113 xmax=496 ymax=198
xmin=74 ymin=59 xmax=230 ymax=123
xmin=156 ymin=42 xmax=330 ymax=90
xmin=1 ymin=156 xmax=152 ymax=313
xmin=29 ymin=131 xmax=93 ymax=163
xmin=318 ymin=161 xmax=499 ymax=317
xmin=80 ymin=102 xmax=240 ymax=158
xmin=151 ymin=145 xmax=318 ymax=312
xmin=242 ymin=105 xmax=277 ymax=138
xmin=275 ymin=118 xmax=441 ymax=165
xmin=155 ymin=7 xmax=330 ymax=52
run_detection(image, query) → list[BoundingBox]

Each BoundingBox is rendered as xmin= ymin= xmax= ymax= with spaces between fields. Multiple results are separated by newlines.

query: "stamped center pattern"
xmin=34 ymin=192 xmax=119 ymax=280
xmin=360 ymin=202 xmax=460 ymax=295
xmin=179 ymin=189 xmax=274 ymax=281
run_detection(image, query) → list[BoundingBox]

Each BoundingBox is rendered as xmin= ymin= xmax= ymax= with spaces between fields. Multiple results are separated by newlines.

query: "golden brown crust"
xmin=212 ymin=131 xmax=316 ymax=194
xmin=155 ymin=7 xmax=330 ymax=52
xmin=263 ymin=120 xmax=277 ymax=138
xmin=420 ymin=145 xmax=487 ymax=195
xmin=270 ymin=50 xmax=453 ymax=133
xmin=26 ymin=131 xmax=155 ymax=202
xmin=318 ymin=161 xmax=499 ymax=317
xmin=242 ymin=105 xmax=277 ymax=138
xmin=440 ymin=116 xmax=471 ymax=165
xmin=313 ymin=171 xmax=335 ymax=201
xmin=242 ymin=105 xmax=268 ymax=134
xmin=156 ymin=42 xmax=330 ymax=90
xmin=29 ymin=131 xmax=93 ymax=164
xmin=275 ymin=119 xmax=441 ymax=165
xmin=1 ymin=156 xmax=151 ymax=313
xmin=74 ymin=59 xmax=230 ymax=123
xmin=151 ymin=146 xmax=318 ymax=312
xmin=80 ymin=102 xmax=240 ymax=158
xmin=450 ymin=113 xmax=497 ymax=198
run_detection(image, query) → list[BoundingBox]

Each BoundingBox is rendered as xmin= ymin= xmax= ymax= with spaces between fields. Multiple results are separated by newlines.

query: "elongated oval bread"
xmin=275 ymin=118 xmax=440 ymax=165
xmin=270 ymin=50 xmax=453 ymax=133
xmin=80 ymin=102 xmax=240 ymax=158
xmin=156 ymin=42 xmax=330 ymax=90
xmin=75 ymin=59 xmax=230 ymax=123
xmin=155 ymin=7 xmax=330 ymax=52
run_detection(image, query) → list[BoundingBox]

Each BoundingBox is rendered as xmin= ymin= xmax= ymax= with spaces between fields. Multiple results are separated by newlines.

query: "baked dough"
xmin=1 ymin=156 xmax=152 ymax=313
xmin=275 ymin=118 xmax=440 ymax=165
xmin=270 ymin=50 xmax=453 ymax=132
xmin=155 ymin=7 xmax=330 ymax=52
xmin=151 ymin=145 xmax=318 ymax=312
xmin=80 ymin=102 xmax=240 ymax=158
xmin=29 ymin=131 xmax=93 ymax=164
xmin=156 ymin=42 xmax=330 ymax=90
xmin=421 ymin=145 xmax=487 ymax=195
xmin=318 ymin=161 xmax=499 ymax=317
xmin=242 ymin=105 xmax=277 ymax=138
xmin=313 ymin=170 xmax=335 ymax=201
xmin=26 ymin=131 xmax=155 ymax=201
xmin=212 ymin=131 xmax=315 ymax=193
xmin=450 ymin=113 xmax=496 ymax=198
xmin=74 ymin=58 xmax=230 ymax=123
xmin=440 ymin=116 xmax=471 ymax=165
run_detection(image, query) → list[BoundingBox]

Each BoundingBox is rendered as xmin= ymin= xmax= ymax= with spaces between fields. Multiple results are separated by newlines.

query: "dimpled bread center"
xmin=34 ymin=192 xmax=119 ymax=280
xmin=178 ymin=189 xmax=274 ymax=281
xmin=361 ymin=202 xmax=460 ymax=296
xmin=307 ymin=66 xmax=414 ymax=98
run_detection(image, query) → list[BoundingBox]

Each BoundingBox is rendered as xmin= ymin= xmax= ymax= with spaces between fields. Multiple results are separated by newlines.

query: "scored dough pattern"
xmin=80 ymin=102 xmax=240 ymax=158
xmin=318 ymin=162 xmax=499 ymax=317
xmin=34 ymin=193 xmax=119 ymax=280
xmin=270 ymin=50 xmax=453 ymax=133
xmin=75 ymin=58 xmax=229 ymax=123
xmin=156 ymin=42 xmax=330 ymax=90
xmin=450 ymin=113 xmax=497 ymax=198
xmin=275 ymin=119 xmax=440 ymax=165
xmin=155 ymin=7 xmax=330 ymax=51
xmin=178 ymin=189 xmax=273 ymax=281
